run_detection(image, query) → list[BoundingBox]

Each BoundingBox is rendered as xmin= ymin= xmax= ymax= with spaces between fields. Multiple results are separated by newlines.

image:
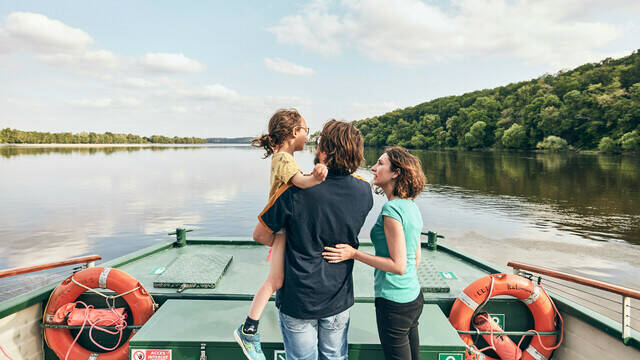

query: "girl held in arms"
xmin=234 ymin=108 xmax=328 ymax=360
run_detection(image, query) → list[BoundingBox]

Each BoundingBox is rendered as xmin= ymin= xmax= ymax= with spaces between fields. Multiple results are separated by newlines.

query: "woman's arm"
xmin=322 ymin=216 xmax=407 ymax=275
xmin=290 ymin=164 xmax=328 ymax=189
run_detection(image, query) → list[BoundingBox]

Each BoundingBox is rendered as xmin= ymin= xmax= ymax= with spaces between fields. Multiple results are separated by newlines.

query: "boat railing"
xmin=508 ymin=261 xmax=640 ymax=342
xmin=0 ymin=255 xmax=101 ymax=301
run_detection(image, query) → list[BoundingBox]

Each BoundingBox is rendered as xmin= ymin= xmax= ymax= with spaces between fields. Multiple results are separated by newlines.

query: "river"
xmin=1 ymin=145 xmax=638 ymax=300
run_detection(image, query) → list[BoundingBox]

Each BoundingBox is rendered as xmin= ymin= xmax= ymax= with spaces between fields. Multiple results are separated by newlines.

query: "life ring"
xmin=449 ymin=274 xmax=558 ymax=360
xmin=43 ymin=267 xmax=155 ymax=360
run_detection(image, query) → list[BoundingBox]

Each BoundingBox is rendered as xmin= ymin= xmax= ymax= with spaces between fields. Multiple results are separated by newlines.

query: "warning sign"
xmin=438 ymin=353 xmax=464 ymax=360
xmin=131 ymin=349 xmax=172 ymax=360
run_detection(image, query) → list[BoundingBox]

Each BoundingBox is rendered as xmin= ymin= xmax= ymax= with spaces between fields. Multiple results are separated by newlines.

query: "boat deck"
xmin=116 ymin=240 xmax=491 ymax=303
xmin=5 ymin=236 xmax=637 ymax=360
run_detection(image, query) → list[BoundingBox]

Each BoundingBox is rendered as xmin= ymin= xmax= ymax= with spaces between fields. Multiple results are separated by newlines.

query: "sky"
xmin=1 ymin=0 xmax=639 ymax=137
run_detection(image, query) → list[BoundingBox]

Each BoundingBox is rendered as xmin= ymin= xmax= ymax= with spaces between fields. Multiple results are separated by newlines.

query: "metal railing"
xmin=508 ymin=261 xmax=639 ymax=342
xmin=0 ymin=255 xmax=101 ymax=279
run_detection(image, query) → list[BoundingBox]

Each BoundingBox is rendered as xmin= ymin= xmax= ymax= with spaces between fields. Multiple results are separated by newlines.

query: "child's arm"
xmin=290 ymin=163 xmax=328 ymax=189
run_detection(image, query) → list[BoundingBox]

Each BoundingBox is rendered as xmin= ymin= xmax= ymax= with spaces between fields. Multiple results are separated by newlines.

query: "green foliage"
xmin=537 ymin=136 xmax=569 ymax=152
xmin=621 ymin=130 xmax=640 ymax=152
xmin=353 ymin=49 xmax=640 ymax=151
xmin=501 ymin=124 xmax=527 ymax=149
xmin=598 ymin=137 xmax=620 ymax=153
xmin=462 ymin=121 xmax=487 ymax=149
xmin=0 ymin=128 xmax=207 ymax=144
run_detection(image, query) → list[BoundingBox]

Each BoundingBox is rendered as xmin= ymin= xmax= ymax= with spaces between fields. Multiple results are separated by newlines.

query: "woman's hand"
xmin=322 ymin=244 xmax=357 ymax=263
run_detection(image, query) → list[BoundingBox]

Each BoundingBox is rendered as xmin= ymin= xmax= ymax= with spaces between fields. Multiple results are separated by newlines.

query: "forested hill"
xmin=354 ymin=50 xmax=640 ymax=152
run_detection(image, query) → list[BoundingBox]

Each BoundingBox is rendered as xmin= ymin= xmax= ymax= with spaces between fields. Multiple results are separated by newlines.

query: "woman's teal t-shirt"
xmin=370 ymin=198 xmax=423 ymax=303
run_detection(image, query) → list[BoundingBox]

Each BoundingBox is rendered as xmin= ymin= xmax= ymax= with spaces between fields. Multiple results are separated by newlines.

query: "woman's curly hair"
xmin=252 ymin=108 xmax=303 ymax=158
xmin=380 ymin=146 xmax=427 ymax=199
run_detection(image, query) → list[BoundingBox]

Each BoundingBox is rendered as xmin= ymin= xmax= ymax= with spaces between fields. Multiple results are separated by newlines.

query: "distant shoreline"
xmin=0 ymin=143 xmax=247 ymax=148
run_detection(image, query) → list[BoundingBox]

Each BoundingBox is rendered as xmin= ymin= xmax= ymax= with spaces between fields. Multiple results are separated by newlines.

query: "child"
xmin=234 ymin=108 xmax=327 ymax=360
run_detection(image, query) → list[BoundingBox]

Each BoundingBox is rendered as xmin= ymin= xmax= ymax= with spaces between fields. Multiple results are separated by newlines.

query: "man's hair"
xmin=318 ymin=120 xmax=364 ymax=175
xmin=383 ymin=146 xmax=427 ymax=199
xmin=251 ymin=108 xmax=303 ymax=158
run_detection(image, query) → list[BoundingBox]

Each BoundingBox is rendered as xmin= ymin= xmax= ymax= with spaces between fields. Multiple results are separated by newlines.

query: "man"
xmin=253 ymin=120 xmax=373 ymax=360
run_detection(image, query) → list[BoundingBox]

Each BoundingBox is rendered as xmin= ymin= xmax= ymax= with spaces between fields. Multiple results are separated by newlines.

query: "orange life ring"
xmin=449 ymin=274 xmax=557 ymax=360
xmin=43 ymin=267 xmax=155 ymax=360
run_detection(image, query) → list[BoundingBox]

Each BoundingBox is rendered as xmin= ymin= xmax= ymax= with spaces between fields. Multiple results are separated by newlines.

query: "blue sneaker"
xmin=234 ymin=324 xmax=266 ymax=360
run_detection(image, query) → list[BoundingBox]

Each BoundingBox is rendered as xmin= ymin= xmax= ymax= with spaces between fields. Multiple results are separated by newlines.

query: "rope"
xmin=70 ymin=276 xmax=158 ymax=311
xmin=71 ymin=276 xmax=141 ymax=300
xmin=515 ymin=284 xmax=565 ymax=354
xmin=469 ymin=278 xmax=565 ymax=360
xmin=0 ymin=344 xmax=15 ymax=360
xmin=63 ymin=301 xmax=128 ymax=360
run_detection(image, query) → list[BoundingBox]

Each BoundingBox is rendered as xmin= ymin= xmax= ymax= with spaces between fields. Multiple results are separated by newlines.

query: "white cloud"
xmin=139 ymin=52 xmax=205 ymax=73
xmin=67 ymin=98 xmax=113 ymax=108
xmin=36 ymin=49 xmax=119 ymax=69
xmin=265 ymin=57 xmax=316 ymax=76
xmin=66 ymin=97 xmax=141 ymax=108
xmin=171 ymin=105 xmax=188 ymax=113
xmin=269 ymin=0 xmax=630 ymax=68
xmin=345 ymin=101 xmax=400 ymax=120
xmin=184 ymin=84 xmax=239 ymax=101
xmin=3 ymin=12 xmax=92 ymax=52
xmin=120 ymin=77 xmax=155 ymax=88
xmin=118 ymin=96 xmax=141 ymax=107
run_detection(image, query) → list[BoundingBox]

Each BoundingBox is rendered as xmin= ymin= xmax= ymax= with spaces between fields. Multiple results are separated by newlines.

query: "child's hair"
xmin=252 ymin=108 xmax=303 ymax=158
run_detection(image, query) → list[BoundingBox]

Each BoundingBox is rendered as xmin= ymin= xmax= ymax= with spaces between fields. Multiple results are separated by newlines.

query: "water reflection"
xmin=364 ymin=148 xmax=640 ymax=245
xmin=0 ymin=145 xmax=639 ymax=295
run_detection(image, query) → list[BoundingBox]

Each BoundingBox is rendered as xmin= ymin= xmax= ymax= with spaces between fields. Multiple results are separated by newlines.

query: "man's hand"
xmin=312 ymin=163 xmax=328 ymax=182
xmin=322 ymin=244 xmax=357 ymax=263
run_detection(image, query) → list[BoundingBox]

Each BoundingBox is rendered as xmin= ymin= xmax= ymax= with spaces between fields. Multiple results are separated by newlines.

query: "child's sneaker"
xmin=234 ymin=324 xmax=266 ymax=360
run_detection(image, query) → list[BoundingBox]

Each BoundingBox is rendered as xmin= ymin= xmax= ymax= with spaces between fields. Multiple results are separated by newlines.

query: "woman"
xmin=322 ymin=146 xmax=426 ymax=360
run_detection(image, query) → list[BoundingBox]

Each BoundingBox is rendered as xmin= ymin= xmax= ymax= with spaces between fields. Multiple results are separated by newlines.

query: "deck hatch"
xmin=418 ymin=259 xmax=451 ymax=293
xmin=153 ymin=253 xmax=232 ymax=290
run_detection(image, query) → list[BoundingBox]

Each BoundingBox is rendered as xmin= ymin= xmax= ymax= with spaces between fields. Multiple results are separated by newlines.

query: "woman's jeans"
xmin=279 ymin=308 xmax=350 ymax=360
xmin=375 ymin=292 xmax=424 ymax=360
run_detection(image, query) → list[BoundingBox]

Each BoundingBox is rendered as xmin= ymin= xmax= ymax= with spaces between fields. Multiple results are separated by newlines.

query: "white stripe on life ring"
xmin=525 ymin=345 xmax=548 ymax=360
xmin=99 ymin=268 xmax=111 ymax=289
xmin=88 ymin=353 xmax=99 ymax=360
xmin=523 ymin=284 xmax=540 ymax=305
xmin=458 ymin=291 xmax=480 ymax=311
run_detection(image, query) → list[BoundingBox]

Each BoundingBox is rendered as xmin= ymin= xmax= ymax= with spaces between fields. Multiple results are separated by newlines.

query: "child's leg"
xmin=247 ymin=232 xmax=286 ymax=324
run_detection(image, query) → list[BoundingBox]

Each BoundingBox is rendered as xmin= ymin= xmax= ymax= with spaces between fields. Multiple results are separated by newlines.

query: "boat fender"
xmin=473 ymin=312 xmax=522 ymax=360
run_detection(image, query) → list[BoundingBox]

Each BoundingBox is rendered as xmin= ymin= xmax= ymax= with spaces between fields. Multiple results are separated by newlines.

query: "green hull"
xmin=1 ymin=236 xmax=638 ymax=359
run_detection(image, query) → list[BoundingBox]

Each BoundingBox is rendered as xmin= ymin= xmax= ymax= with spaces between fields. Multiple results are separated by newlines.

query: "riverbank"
xmin=0 ymin=143 xmax=216 ymax=148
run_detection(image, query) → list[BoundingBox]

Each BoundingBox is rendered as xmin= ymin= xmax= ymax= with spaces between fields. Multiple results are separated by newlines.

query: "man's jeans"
xmin=279 ymin=308 xmax=350 ymax=360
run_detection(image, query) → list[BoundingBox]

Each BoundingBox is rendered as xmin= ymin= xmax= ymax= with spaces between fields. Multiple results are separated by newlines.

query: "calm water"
xmin=1 ymin=145 xmax=639 ymax=297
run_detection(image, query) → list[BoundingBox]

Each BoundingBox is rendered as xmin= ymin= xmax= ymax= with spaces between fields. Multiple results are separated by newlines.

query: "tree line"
xmin=0 ymin=128 xmax=207 ymax=144
xmin=353 ymin=50 xmax=640 ymax=153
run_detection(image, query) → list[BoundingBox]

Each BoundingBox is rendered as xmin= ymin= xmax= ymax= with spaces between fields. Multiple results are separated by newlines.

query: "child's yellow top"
xmin=269 ymin=152 xmax=301 ymax=198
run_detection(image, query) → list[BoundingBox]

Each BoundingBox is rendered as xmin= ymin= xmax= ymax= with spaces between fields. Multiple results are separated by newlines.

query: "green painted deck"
xmin=130 ymin=300 xmax=466 ymax=360
xmin=116 ymin=240 xmax=491 ymax=302
xmin=36 ymin=238 xmax=547 ymax=359
xmin=1 ymin=236 xmax=636 ymax=359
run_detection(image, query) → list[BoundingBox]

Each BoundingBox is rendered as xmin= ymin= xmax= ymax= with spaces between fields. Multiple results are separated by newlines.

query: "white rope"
xmin=71 ymin=276 xmax=140 ymax=301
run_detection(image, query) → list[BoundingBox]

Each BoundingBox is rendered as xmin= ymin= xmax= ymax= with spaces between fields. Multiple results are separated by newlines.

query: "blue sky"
xmin=1 ymin=0 xmax=639 ymax=137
